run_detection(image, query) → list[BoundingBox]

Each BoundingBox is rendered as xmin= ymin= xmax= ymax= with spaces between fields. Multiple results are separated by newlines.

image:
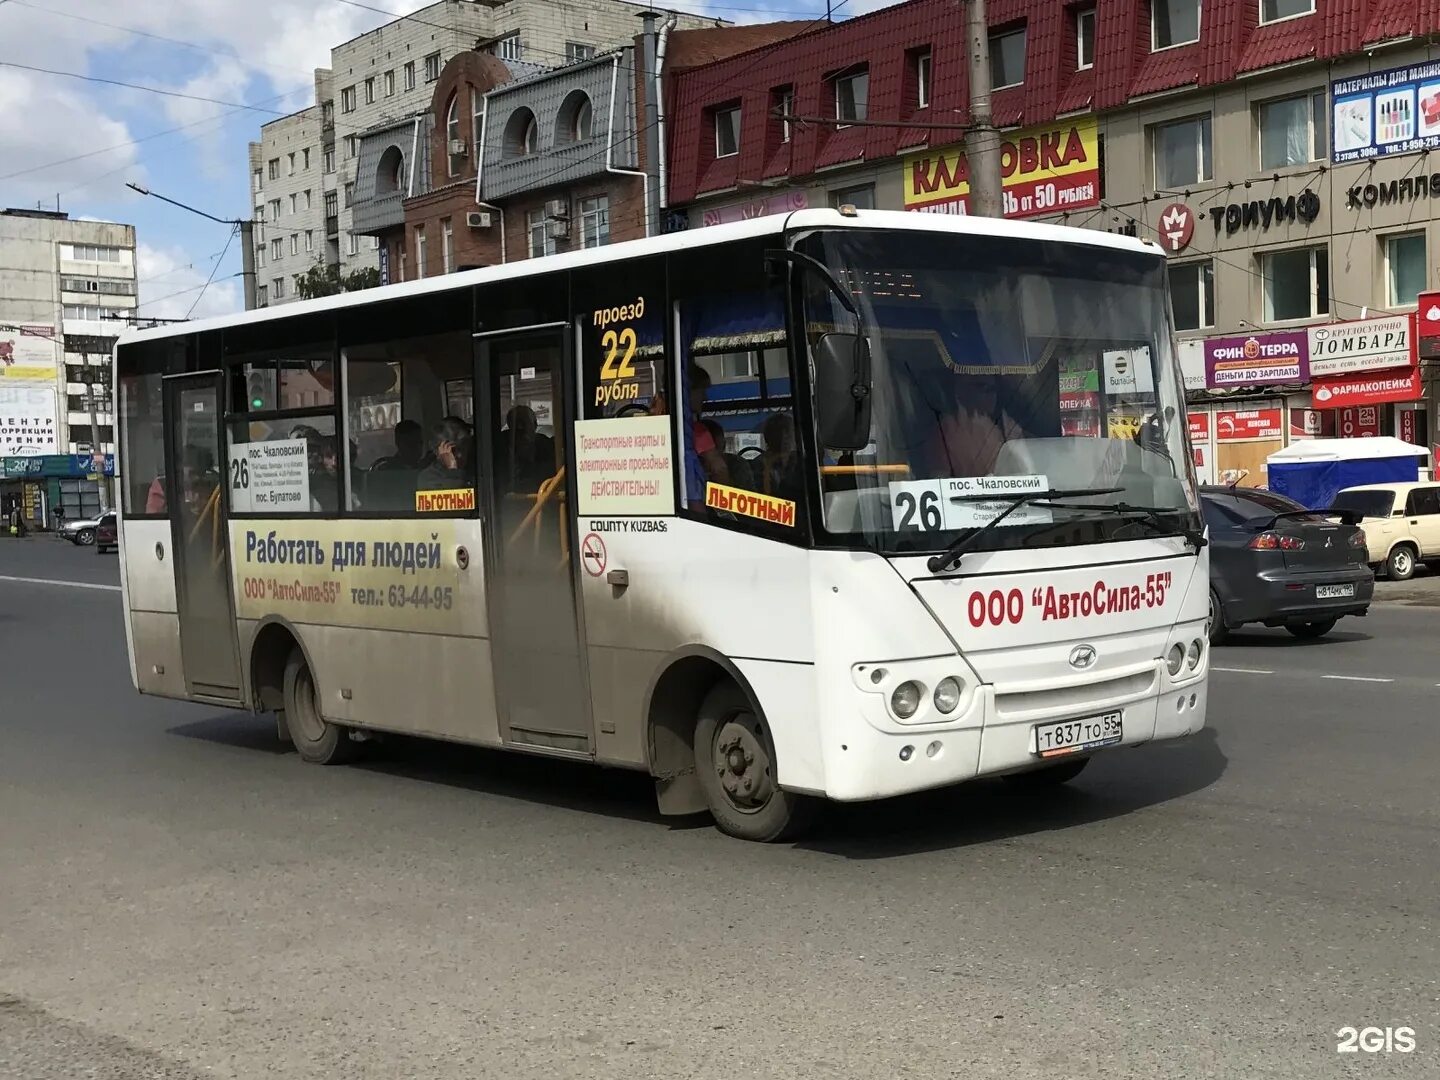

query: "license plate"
xmin=1315 ymin=583 xmax=1355 ymax=599
xmin=1033 ymin=712 xmax=1122 ymax=758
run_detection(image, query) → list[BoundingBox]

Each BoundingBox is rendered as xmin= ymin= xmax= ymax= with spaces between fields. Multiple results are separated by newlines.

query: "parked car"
xmin=1201 ymin=486 xmax=1373 ymax=643
xmin=58 ymin=512 xmax=104 ymax=546
xmin=1329 ymin=481 xmax=1440 ymax=581
xmin=95 ymin=512 xmax=118 ymax=555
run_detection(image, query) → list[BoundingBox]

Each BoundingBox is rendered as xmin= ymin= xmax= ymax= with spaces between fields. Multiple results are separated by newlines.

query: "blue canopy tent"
xmin=1265 ymin=437 xmax=1430 ymax=509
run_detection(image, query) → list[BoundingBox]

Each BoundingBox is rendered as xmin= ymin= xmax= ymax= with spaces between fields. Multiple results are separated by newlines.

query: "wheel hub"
xmin=713 ymin=715 xmax=774 ymax=812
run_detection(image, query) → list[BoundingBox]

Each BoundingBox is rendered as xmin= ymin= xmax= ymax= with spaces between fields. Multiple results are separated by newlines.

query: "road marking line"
xmin=1320 ymin=674 xmax=1393 ymax=683
xmin=0 ymin=574 xmax=120 ymax=592
xmin=1212 ymin=666 xmax=1273 ymax=674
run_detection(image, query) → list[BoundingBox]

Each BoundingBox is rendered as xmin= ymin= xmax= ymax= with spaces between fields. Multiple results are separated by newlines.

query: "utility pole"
xmin=126 ymin=183 xmax=257 ymax=309
xmin=964 ymin=0 xmax=1003 ymax=218
xmin=637 ymin=11 xmax=663 ymax=238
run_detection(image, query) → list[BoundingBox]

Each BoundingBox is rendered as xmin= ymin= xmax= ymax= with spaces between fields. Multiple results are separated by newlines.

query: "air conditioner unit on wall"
xmin=546 ymin=219 xmax=570 ymax=240
xmin=466 ymin=211 xmax=493 ymax=228
xmin=449 ymin=138 xmax=467 ymax=155
xmin=545 ymin=198 xmax=569 ymax=220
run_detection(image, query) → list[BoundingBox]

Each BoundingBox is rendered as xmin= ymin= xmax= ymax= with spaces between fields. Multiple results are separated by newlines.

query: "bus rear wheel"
xmin=281 ymin=648 xmax=357 ymax=765
xmin=694 ymin=681 xmax=813 ymax=842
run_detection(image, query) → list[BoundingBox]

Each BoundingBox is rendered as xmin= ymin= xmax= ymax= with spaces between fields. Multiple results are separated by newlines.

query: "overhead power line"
xmin=0 ymin=60 xmax=288 ymax=116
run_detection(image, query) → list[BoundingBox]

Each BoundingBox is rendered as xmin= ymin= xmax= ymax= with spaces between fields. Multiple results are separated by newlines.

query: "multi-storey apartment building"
xmin=0 ymin=208 xmax=133 ymax=523
xmin=665 ymin=0 xmax=1440 ymax=482
xmin=247 ymin=0 xmax=722 ymax=306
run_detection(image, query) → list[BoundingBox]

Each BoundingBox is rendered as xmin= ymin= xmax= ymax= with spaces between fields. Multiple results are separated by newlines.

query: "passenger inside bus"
xmin=498 ymin=404 xmax=555 ymax=494
xmin=703 ymin=418 xmax=755 ymax=491
xmin=417 ymin=416 xmax=474 ymax=492
xmin=924 ymin=372 xmax=1026 ymax=477
xmin=372 ymin=419 xmax=431 ymax=472
xmin=760 ymin=412 xmax=803 ymax=503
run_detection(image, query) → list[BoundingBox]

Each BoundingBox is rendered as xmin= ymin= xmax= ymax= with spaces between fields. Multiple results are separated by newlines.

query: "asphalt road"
xmin=2 ymin=538 xmax=1437 ymax=1079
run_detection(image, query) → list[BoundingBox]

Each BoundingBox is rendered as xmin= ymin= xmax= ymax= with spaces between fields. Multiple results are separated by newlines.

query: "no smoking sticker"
xmin=581 ymin=532 xmax=607 ymax=577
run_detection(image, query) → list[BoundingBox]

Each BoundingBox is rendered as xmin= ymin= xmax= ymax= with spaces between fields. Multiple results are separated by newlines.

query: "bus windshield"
xmin=799 ymin=228 xmax=1199 ymax=555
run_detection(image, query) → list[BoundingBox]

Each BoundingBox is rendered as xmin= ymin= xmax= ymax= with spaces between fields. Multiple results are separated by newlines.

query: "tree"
xmin=293 ymin=258 xmax=382 ymax=300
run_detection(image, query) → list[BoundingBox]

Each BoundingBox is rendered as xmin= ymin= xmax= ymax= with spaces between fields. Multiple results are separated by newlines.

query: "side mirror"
xmin=813 ymin=332 xmax=872 ymax=451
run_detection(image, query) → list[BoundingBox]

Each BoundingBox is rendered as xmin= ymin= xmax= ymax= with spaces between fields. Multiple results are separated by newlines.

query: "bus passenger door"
xmin=479 ymin=327 xmax=593 ymax=753
xmin=162 ymin=373 xmax=243 ymax=702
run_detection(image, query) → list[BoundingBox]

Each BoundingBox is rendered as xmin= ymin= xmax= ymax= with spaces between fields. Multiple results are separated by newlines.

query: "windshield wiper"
xmin=1037 ymin=501 xmax=1207 ymax=551
xmin=925 ymin=487 xmax=1122 ymax=574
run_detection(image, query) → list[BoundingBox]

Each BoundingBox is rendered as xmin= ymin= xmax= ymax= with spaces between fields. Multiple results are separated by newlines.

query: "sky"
xmin=0 ymin=0 xmax=893 ymax=323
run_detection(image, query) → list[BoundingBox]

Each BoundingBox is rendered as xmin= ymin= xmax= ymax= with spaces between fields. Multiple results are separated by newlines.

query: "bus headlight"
xmin=891 ymin=681 xmax=923 ymax=719
xmin=1187 ymin=639 xmax=1203 ymax=670
xmin=933 ymin=677 xmax=963 ymax=714
xmin=1166 ymin=644 xmax=1185 ymax=676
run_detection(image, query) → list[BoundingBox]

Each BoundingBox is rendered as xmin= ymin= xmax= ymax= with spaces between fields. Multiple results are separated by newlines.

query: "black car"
xmin=95 ymin=512 xmax=118 ymax=555
xmin=1201 ymin=486 xmax=1373 ymax=643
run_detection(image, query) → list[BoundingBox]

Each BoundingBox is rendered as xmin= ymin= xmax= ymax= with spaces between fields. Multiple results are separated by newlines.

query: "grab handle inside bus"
xmin=813 ymin=332 xmax=872 ymax=451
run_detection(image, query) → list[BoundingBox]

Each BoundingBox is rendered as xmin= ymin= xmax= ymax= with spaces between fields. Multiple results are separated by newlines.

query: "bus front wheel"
xmin=281 ymin=649 xmax=357 ymax=765
xmin=693 ymin=681 xmax=814 ymax=842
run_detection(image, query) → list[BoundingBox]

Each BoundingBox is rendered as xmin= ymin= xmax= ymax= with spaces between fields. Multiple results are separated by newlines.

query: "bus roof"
xmin=119 ymin=208 xmax=1162 ymax=347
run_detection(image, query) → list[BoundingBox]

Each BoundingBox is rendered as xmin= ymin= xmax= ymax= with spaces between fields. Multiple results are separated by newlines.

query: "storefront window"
xmin=1386 ymin=232 xmax=1426 ymax=307
xmin=1262 ymin=246 xmax=1329 ymax=322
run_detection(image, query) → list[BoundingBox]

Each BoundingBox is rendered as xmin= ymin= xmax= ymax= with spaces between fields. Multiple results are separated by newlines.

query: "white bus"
xmin=115 ymin=208 xmax=1209 ymax=841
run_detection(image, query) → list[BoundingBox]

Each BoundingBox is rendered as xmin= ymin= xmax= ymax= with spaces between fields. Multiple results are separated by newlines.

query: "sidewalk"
xmin=1374 ymin=569 xmax=1440 ymax=607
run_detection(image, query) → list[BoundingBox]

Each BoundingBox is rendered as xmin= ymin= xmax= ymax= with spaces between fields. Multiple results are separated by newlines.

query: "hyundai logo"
xmin=1069 ymin=644 xmax=1097 ymax=670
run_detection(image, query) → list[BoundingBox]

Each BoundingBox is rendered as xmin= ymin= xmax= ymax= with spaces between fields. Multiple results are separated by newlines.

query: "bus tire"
xmin=1002 ymin=756 xmax=1090 ymax=787
xmin=693 ymin=681 xmax=814 ymax=842
xmin=281 ymin=648 xmax=357 ymax=765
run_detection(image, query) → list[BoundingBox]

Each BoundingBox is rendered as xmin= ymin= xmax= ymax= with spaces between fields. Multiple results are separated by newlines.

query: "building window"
xmin=324 ymin=191 xmax=338 ymax=218
xmin=441 ymin=218 xmax=454 ymax=273
xmin=1257 ymin=91 xmax=1327 ymax=169
xmin=835 ymin=67 xmax=869 ymax=124
xmin=714 ymin=105 xmax=741 ymax=157
xmin=775 ymin=87 xmax=794 ymax=143
xmin=272 ymin=277 xmax=285 ymax=300
xmin=364 ymin=77 xmax=375 ymax=105
xmin=255 ymin=204 xmax=265 ymax=223
xmin=990 ymin=27 xmax=1026 ymax=89
xmin=304 ymin=189 xmax=312 ymax=210
xmin=1262 ymin=0 xmax=1314 ymax=22
xmin=580 ymin=195 xmax=610 ymax=248
xmin=1152 ymin=114 xmax=1212 ymax=187
xmin=371 ymin=236 xmax=380 ymax=249
xmin=289 ymin=193 xmax=297 ymax=214
xmin=256 ymin=245 xmax=265 ymax=268
xmin=287 ymin=152 xmax=296 ymax=175
xmin=62 ymin=304 xmax=109 ymax=322
xmin=323 ymin=148 xmax=335 ymax=173
xmin=1153 ymin=0 xmax=1200 ymax=50
xmin=1387 ymin=232 xmax=1426 ymax=306
xmin=267 ymin=158 xmax=279 ymax=179
xmin=323 ymin=101 xmax=334 ymax=125
xmin=302 ymin=148 xmax=311 ymax=170
xmin=404 ymin=61 xmax=416 ymax=90
xmin=257 ymin=285 xmax=268 ymax=306
xmin=505 ymin=108 xmax=539 ymax=156
xmin=527 ymin=208 xmax=555 ymax=258
xmin=495 ymin=35 xmax=521 ymax=62
xmin=344 ymin=182 xmax=355 ymax=207
xmin=1168 ymin=260 xmax=1214 ymax=330
xmin=252 ymin=168 xmax=262 ymax=192
xmin=831 ymin=184 xmax=876 ymax=210
xmin=566 ymin=41 xmax=596 ymax=63
xmin=424 ymin=52 xmax=441 ymax=81
xmin=271 ymin=238 xmax=283 ymax=261
xmin=446 ymin=95 xmax=464 ymax=177
xmin=472 ymin=86 xmax=484 ymax=152
xmin=268 ymin=198 xmax=281 ymax=219
xmin=346 ymin=232 xmax=359 ymax=256
xmin=1077 ymin=8 xmax=1096 ymax=69
xmin=414 ymin=225 xmax=427 ymax=279
xmin=345 ymin=134 xmax=358 ymax=158
xmin=341 ymin=86 xmax=356 ymax=113
xmin=289 ymin=234 xmax=299 ymax=256
xmin=916 ymin=51 xmax=932 ymax=109
xmin=384 ymin=70 xmax=394 ymax=97
xmin=304 ymin=230 xmax=314 ymax=253
xmin=1262 ymin=246 xmax=1329 ymax=321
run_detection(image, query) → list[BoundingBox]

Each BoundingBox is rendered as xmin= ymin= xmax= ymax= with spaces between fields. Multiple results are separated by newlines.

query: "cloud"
xmin=0 ymin=69 xmax=141 ymax=203
xmin=136 ymin=241 xmax=242 ymax=321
